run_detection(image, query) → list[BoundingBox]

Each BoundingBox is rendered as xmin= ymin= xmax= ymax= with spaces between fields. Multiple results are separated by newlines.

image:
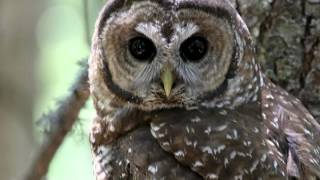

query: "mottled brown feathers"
xmin=89 ymin=0 xmax=320 ymax=179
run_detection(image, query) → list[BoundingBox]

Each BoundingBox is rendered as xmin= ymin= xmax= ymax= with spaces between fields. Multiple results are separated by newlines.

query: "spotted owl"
xmin=88 ymin=0 xmax=320 ymax=179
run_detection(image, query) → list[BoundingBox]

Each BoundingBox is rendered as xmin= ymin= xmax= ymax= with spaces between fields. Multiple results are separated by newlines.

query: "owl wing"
xmin=90 ymin=111 xmax=201 ymax=180
xmin=149 ymin=105 xmax=286 ymax=179
xmin=262 ymin=78 xmax=320 ymax=178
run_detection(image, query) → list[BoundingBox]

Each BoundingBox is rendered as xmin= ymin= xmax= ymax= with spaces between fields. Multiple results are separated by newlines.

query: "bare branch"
xmin=25 ymin=63 xmax=90 ymax=180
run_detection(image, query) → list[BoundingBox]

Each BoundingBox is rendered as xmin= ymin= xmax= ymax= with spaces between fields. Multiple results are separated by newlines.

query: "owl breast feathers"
xmin=88 ymin=0 xmax=320 ymax=179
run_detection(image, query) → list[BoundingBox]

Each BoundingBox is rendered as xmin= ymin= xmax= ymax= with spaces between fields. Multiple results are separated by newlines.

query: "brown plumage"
xmin=89 ymin=0 xmax=320 ymax=179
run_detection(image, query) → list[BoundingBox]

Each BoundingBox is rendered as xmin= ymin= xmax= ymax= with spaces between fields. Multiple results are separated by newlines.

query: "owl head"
xmin=89 ymin=0 xmax=261 ymax=111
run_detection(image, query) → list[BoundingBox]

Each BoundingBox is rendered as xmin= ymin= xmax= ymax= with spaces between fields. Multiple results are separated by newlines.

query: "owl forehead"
xmin=135 ymin=21 xmax=199 ymax=45
xmin=104 ymin=1 xmax=233 ymax=44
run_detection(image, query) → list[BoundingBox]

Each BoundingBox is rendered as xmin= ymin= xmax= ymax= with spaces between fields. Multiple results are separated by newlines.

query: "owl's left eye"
xmin=180 ymin=36 xmax=208 ymax=62
xmin=128 ymin=36 xmax=157 ymax=62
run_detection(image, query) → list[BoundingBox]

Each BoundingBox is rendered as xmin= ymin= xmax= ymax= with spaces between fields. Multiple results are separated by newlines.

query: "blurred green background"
xmin=35 ymin=0 xmax=103 ymax=179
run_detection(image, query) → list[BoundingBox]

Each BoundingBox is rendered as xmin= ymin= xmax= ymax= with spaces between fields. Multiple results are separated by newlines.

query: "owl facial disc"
xmin=90 ymin=0 xmax=260 ymax=110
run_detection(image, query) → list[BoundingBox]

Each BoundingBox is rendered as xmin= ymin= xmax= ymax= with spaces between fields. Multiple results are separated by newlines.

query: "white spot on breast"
xmin=193 ymin=141 xmax=198 ymax=148
xmin=216 ymin=125 xmax=228 ymax=132
xmin=201 ymin=146 xmax=213 ymax=154
xmin=118 ymin=160 xmax=123 ymax=166
xmin=304 ymin=128 xmax=313 ymax=136
xmin=151 ymin=125 xmax=161 ymax=131
xmin=193 ymin=161 xmax=204 ymax=168
xmin=253 ymin=127 xmax=259 ymax=133
xmin=214 ymin=145 xmax=226 ymax=154
xmin=303 ymin=118 xmax=312 ymax=126
xmin=190 ymin=116 xmax=201 ymax=123
xmin=266 ymin=128 xmax=270 ymax=135
xmin=271 ymin=121 xmax=279 ymax=129
xmin=262 ymin=113 xmax=267 ymax=119
xmin=237 ymin=152 xmax=246 ymax=157
xmin=204 ymin=126 xmax=212 ymax=135
xmin=226 ymin=134 xmax=233 ymax=140
xmin=185 ymin=126 xmax=190 ymax=133
xmin=161 ymin=141 xmax=170 ymax=147
xmin=255 ymin=64 xmax=259 ymax=71
xmin=121 ymin=173 xmax=126 ymax=178
xmin=109 ymin=124 xmax=115 ymax=132
xmin=174 ymin=150 xmax=185 ymax=157
xmin=252 ymin=95 xmax=258 ymax=101
xmin=244 ymin=63 xmax=251 ymax=70
xmin=128 ymin=148 xmax=132 ymax=153
xmin=190 ymin=127 xmax=195 ymax=134
xmin=230 ymin=151 xmax=237 ymax=159
xmin=234 ymin=174 xmax=243 ymax=180
xmin=314 ymin=147 xmax=320 ymax=155
xmin=184 ymin=137 xmax=193 ymax=146
xmin=233 ymin=129 xmax=239 ymax=139
xmin=310 ymin=158 xmax=319 ymax=165
xmin=219 ymin=110 xmax=227 ymax=115
xmin=150 ymin=129 xmax=157 ymax=138
xmin=265 ymin=94 xmax=274 ymax=99
xmin=206 ymin=173 xmax=218 ymax=179
xmin=273 ymin=161 xmax=278 ymax=169
xmin=250 ymin=160 xmax=259 ymax=173
xmin=224 ymin=158 xmax=229 ymax=167
xmin=243 ymin=140 xmax=252 ymax=147
xmin=260 ymin=154 xmax=267 ymax=162
xmin=148 ymin=165 xmax=158 ymax=174
xmin=266 ymin=139 xmax=275 ymax=147
xmin=233 ymin=96 xmax=245 ymax=106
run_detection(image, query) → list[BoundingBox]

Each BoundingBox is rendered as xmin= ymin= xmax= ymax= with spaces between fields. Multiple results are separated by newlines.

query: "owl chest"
xmin=149 ymin=107 xmax=286 ymax=179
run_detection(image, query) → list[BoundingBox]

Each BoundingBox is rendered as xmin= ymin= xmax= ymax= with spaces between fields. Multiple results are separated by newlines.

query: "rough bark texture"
xmin=233 ymin=0 xmax=320 ymax=122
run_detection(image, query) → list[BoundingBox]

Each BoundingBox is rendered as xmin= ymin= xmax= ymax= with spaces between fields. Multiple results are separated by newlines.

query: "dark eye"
xmin=180 ymin=36 xmax=208 ymax=62
xmin=128 ymin=36 xmax=156 ymax=62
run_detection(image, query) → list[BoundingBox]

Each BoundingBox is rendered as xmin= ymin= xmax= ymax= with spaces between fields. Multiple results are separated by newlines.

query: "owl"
xmin=88 ymin=0 xmax=320 ymax=179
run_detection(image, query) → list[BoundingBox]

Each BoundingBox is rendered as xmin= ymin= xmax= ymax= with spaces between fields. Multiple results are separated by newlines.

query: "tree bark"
xmin=234 ymin=0 xmax=320 ymax=121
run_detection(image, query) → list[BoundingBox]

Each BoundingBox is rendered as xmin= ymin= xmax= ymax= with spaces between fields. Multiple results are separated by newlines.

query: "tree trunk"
xmin=232 ymin=0 xmax=320 ymax=121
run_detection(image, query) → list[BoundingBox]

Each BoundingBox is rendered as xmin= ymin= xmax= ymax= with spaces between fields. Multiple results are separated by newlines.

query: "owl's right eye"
xmin=128 ymin=37 xmax=157 ymax=62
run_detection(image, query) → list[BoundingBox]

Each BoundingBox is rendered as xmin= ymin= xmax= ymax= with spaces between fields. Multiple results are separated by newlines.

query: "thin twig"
xmin=25 ymin=63 xmax=90 ymax=180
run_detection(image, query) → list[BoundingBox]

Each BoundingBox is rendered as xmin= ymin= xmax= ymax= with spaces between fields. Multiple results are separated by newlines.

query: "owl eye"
xmin=180 ymin=36 xmax=208 ymax=62
xmin=128 ymin=36 xmax=156 ymax=62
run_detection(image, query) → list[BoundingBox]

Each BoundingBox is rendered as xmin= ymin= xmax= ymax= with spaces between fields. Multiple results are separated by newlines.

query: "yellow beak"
xmin=161 ymin=65 xmax=174 ymax=98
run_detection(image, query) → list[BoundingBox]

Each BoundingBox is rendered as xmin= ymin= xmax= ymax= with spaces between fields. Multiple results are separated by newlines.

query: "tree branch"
xmin=25 ymin=63 xmax=90 ymax=180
